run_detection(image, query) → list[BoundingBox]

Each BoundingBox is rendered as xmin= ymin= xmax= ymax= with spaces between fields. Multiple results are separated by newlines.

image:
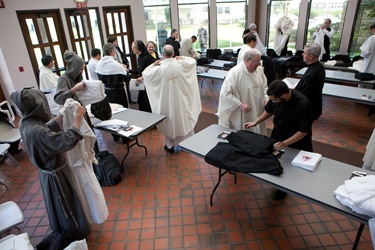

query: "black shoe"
xmin=164 ymin=145 xmax=174 ymax=153
xmin=273 ymin=190 xmax=287 ymax=200
xmin=129 ymin=101 xmax=137 ymax=104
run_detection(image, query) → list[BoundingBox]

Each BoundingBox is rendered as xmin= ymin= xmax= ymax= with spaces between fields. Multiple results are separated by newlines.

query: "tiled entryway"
xmin=0 ymin=77 xmax=374 ymax=249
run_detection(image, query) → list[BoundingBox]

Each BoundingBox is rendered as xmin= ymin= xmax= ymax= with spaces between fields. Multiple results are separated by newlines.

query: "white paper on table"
xmin=129 ymin=79 xmax=145 ymax=91
xmin=94 ymin=119 xmax=129 ymax=132
xmin=118 ymin=125 xmax=143 ymax=137
xmin=283 ymin=78 xmax=297 ymax=89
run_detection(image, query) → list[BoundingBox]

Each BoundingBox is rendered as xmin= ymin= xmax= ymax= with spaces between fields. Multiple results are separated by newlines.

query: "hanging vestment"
xmin=61 ymin=99 xmax=108 ymax=225
xmin=274 ymin=16 xmax=294 ymax=56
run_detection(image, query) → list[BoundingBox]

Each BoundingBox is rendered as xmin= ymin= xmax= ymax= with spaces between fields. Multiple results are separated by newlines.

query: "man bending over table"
xmin=244 ymin=80 xmax=313 ymax=200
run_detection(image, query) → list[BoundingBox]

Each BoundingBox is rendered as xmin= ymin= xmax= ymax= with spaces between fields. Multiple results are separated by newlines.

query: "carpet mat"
xmin=194 ymin=111 xmax=364 ymax=167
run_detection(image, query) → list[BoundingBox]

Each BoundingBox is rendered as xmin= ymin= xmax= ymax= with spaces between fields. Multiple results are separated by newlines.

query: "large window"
xmin=178 ymin=0 xmax=209 ymax=52
xmin=103 ymin=6 xmax=135 ymax=69
xmin=349 ymin=0 xmax=375 ymax=57
xmin=143 ymin=0 xmax=172 ymax=54
xmin=65 ymin=8 xmax=103 ymax=79
xmin=17 ymin=10 xmax=68 ymax=84
xmin=306 ymin=0 xmax=348 ymax=57
xmin=216 ymin=0 xmax=246 ymax=49
xmin=267 ymin=0 xmax=301 ymax=54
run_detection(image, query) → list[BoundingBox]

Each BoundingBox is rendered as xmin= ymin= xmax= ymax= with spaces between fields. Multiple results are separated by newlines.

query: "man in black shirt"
xmin=165 ymin=29 xmax=180 ymax=57
xmin=296 ymin=43 xmax=325 ymax=121
xmin=245 ymin=80 xmax=313 ymax=200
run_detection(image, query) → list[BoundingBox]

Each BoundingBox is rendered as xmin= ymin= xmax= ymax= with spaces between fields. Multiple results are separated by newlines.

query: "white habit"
xmin=360 ymin=34 xmax=375 ymax=75
xmin=39 ymin=65 xmax=59 ymax=92
xmin=179 ymin=38 xmax=200 ymax=58
xmin=96 ymin=56 xmax=128 ymax=76
xmin=88 ymin=58 xmax=99 ymax=80
xmin=252 ymin=31 xmax=267 ymax=56
xmin=217 ymin=61 xmax=268 ymax=135
xmin=142 ymin=56 xmax=202 ymax=147
xmin=61 ymin=99 xmax=108 ymax=224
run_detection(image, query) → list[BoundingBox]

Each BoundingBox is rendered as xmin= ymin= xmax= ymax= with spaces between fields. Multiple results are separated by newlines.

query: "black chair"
xmin=206 ymin=49 xmax=221 ymax=59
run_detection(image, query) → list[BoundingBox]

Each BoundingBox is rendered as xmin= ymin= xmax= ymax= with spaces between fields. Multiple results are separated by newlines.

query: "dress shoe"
xmin=273 ymin=189 xmax=287 ymax=200
xmin=164 ymin=145 xmax=174 ymax=153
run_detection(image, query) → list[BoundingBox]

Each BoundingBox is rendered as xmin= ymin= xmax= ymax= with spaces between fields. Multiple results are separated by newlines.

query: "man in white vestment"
xmin=237 ymin=34 xmax=258 ymax=62
xmin=360 ymin=23 xmax=375 ymax=75
xmin=39 ymin=55 xmax=59 ymax=93
xmin=179 ymin=35 xmax=200 ymax=59
xmin=87 ymin=48 xmax=101 ymax=80
xmin=217 ymin=48 xmax=268 ymax=135
xmin=312 ymin=18 xmax=334 ymax=61
xmin=143 ymin=45 xmax=202 ymax=153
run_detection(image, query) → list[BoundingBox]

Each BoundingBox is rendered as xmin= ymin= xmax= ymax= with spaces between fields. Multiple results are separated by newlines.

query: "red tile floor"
xmin=1 ymin=78 xmax=375 ymax=249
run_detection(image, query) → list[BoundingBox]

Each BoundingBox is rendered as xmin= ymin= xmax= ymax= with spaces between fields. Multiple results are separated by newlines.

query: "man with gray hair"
xmin=295 ymin=43 xmax=325 ymax=121
xmin=242 ymin=23 xmax=266 ymax=55
xmin=217 ymin=48 xmax=268 ymax=135
xmin=142 ymin=45 xmax=202 ymax=153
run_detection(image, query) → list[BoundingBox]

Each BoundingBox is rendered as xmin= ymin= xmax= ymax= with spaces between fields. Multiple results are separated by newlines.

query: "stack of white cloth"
xmin=334 ymin=175 xmax=375 ymax=217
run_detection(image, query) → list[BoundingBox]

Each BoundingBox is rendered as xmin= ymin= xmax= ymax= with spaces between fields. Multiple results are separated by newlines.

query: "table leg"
xmin=120 ymin=138 xmax=148 ymax=170
xmin=210 ymin=168 xmax=237 ymax=206
xmin=352 ymin=223 xmax=365 ymax=250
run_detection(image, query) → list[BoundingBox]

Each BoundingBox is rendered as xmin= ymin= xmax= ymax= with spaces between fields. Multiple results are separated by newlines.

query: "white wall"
xmin=0 ymin=0 xmax=146 ymax=101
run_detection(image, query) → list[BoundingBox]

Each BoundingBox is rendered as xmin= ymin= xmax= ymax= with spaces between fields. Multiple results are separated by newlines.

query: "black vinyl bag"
xmin=94 ymin=151 xmax=122 ymax=186
xmin=91 ymin=96 xmax=112 ymax=121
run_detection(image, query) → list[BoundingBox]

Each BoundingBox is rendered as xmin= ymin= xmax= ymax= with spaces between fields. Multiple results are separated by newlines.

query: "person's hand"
xmin=154 ymin=60 xmax=161 ymax=66
xmin=175 ymin=56 xmax=182 ymax=60
xmin=137 ymin=76 xmax=144 ymax=82
xmin=73 ymin=103 xmax=85 ymax=129
xmin=75 ymin=103 xmax=86 ymax=117
xmin=244 ymin=121 xmax=256 ymax=129
xmin=274 ymin=141 xmax=287 ymax=151
xmin=240 ymin=103 xmax=251 ymax=113
xmin=72 ymin=81 xmax=86 ymax=94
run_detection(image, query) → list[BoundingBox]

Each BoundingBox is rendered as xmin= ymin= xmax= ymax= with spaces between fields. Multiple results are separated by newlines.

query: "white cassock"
xmin=143 ymin=56 xmax=202 ymax=147
xmin=360 ymin=34 xmax=375 ymax=75
xmin=96 ymin=56 xmax=128 ymax=76
xmin=252 ymin=31 xmax=267 ymax=56
xmin=217 ymin=61 xmax=268 ymax=135
xmin=61 ymin=99 xmax=109 ymax=225
xmin=39 ymin=66 xmax=59 ymax=92
xmin=274 ymin=16 xmax=294 ymax=56
xmin=88 ymin=58 xmax=99 ymax=80
xmin=179 ymin=38 xmax=200 ymax=58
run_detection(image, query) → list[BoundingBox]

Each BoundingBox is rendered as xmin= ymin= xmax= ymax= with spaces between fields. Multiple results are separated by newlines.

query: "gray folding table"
xmin=180 ymin=124 xmax=375 ymax=249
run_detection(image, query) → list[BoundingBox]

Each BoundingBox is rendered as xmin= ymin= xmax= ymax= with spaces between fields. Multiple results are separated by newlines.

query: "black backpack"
xmin=94 ymin=151 xmax=122 ymax=186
